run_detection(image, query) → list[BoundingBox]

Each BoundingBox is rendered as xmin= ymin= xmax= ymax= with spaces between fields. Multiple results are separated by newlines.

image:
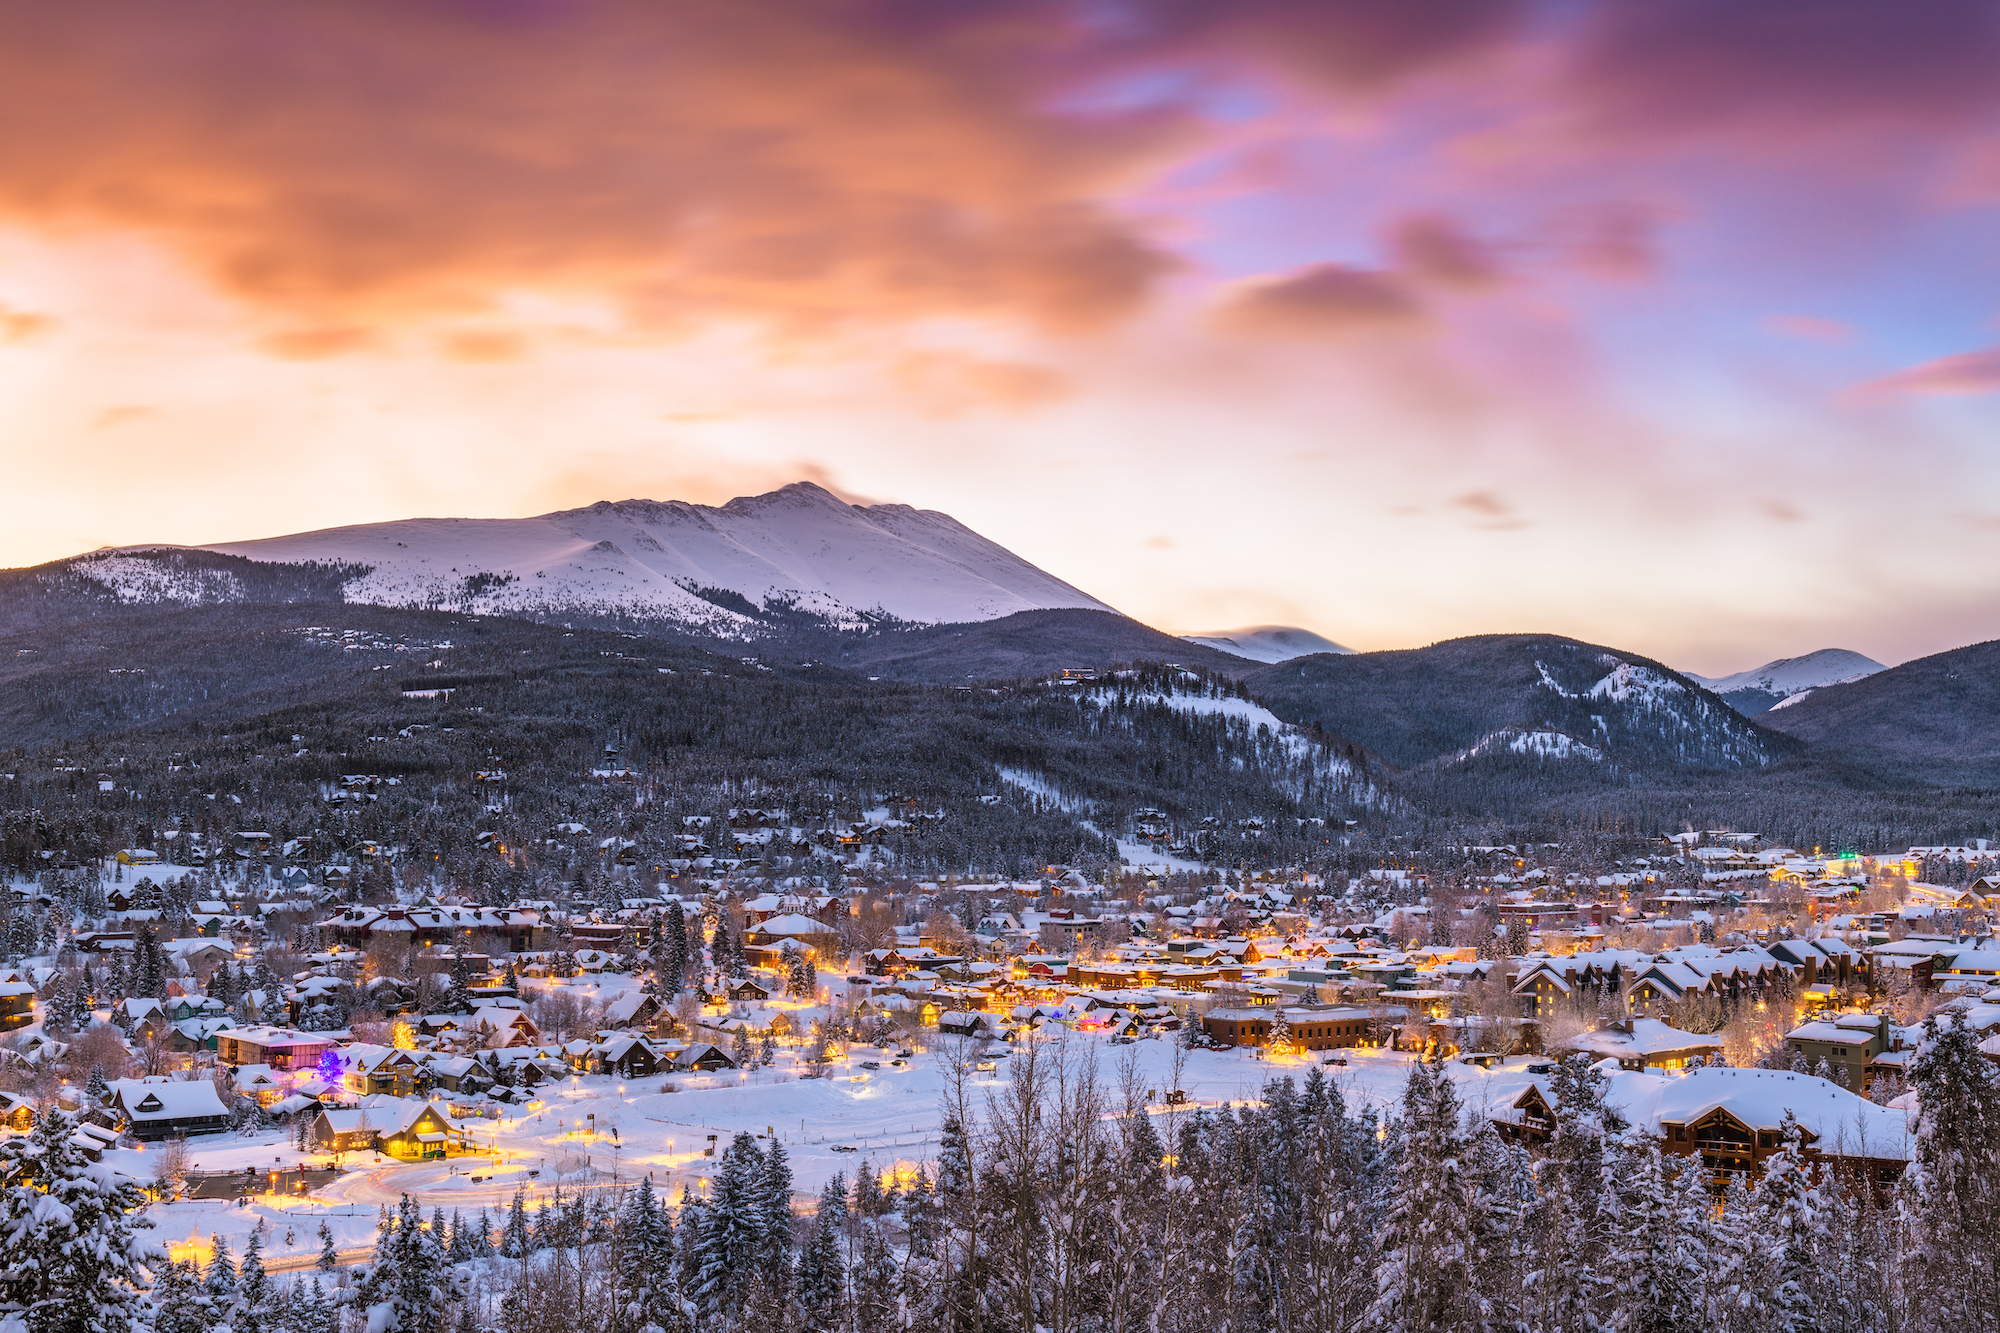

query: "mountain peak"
xmin=1688 ymin=648 xmax=1887 ymax=716
xmin=64 ymin=481 xmax=1113 ymax=635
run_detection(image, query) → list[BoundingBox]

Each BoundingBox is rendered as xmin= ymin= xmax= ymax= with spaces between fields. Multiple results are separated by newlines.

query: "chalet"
xmin=674 ymin=1043 xmax=738 ymax=1072
xmin=110 ymin=1078 xmax=230 ymax=1141
xmin=338 ymin=1045 xmax=426 ymax=1097
xmin=466 ymin=1006 xmax=542 ymax=1049
xmin=1510 ymin=951 xmax=1648 ymax=1017
xmin=1936 ymin=949 xmax=2000 ymax=990
xmin=1550 ymin=1017 xmax=1720 ymax=1072
xmin=600 ymin=991 xmax=660 ymax=1030
xmin=1765 ymin=937 xmax=1868 ymax=991
xmin=726 ymin=978 xmax=771 ymax=1003
xmin=375 ymin=1100 xmax=468 ymax=1160
xmin=1631 ymin=1066 xmax=1911 ymax=1183
xmin=232 ymin=1064 xmax=287 ymax=1106
xmin=593 ymin=1034 xmax=665 ymax=1078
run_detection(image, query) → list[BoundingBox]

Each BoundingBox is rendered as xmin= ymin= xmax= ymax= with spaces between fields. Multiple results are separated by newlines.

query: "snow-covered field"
xmin=119 ymin=1035 xmax=1473 ymax=1268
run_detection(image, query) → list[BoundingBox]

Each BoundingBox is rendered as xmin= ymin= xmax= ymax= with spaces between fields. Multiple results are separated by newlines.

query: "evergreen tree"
xmin=291 ymin=1277 xmax=336 ymax=1333
xmin=851 ymin=1222 xmax=898 ymax=1331
xmin=502 ymin=1186 xmax=532 ymax=1258
xmin=695 ymin=1133 xmax=765 ymax=1325
xmin=1903 ymin=1011 xmax=2000 ymax=1326
xmin=472 ymin=1209 xmax=495 ymax=1260
xmin=1749 ymin=1112 xmax=1826 ymax=1333
xmin=205 ymin=1231 xmax=237 ymax=1304
xmin=755 ymin=1138 xmax=795 ymax=1292
xmin=663 ymin=902 xmax=689 ymax=993
xmin=316 ymin=1219 xmax=338 ymax=1273
xmin=1366 ymin=1059 xmax=1484 ymax=1331
xmin=0 ymin=1110 xmax=163 ymax=1333
xmin=617 ymin=1177 xmax=677 ymax=1332
xmin=360 ymin=1192 xmax=452 ymax=1332
xmin=1611 ymin=1145 xmax=1708 ymax=1333
xmin=795 ymin=1205 xmax=846 ymax=1333
xmin=239 ymin=1221 xmax=271 ymax=1333
xmin=147 ymin=1259 xmax=218 ymax=1333
xmin=446 ymin=950 xmax=475 ymax=1014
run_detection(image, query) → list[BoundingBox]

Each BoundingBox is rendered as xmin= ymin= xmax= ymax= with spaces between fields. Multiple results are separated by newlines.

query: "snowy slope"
xmin=1181 ymin=625 xmax=1351 ymax=663
xmin=1689 ymin=648 xmax=1886 ymax=716
xmin=121 ymin=482 xmax=1113 ymax=633
xmin=1691 ymin=649 xmax=1886 ymax=697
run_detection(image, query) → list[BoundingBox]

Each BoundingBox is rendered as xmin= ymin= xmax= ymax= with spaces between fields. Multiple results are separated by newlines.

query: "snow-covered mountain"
xmin=1689 ymin=648 xmax=1887 ymax=716
xmin=78 ymin=482 xmax=1114 ymax=636
xmin=1181 ymin=625 xmax=1351 ymax=663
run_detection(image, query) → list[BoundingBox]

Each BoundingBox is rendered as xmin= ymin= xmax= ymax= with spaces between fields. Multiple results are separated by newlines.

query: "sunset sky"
xmin=2 ymin=0 xmax=1998 ymax=674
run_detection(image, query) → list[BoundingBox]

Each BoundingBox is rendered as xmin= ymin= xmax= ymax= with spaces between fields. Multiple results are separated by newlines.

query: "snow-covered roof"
xmin=110 ymin=1078 xmax=227 ymax=1122
xmin=1551 ymin=1018 xmax=1720 ymax=1061
xmin=1609 ymin=1067 xmax=1911 ymax=1160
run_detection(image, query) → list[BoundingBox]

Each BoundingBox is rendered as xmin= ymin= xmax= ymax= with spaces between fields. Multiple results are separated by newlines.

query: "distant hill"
xmin=1689 ymin=648 xmax=1886 ymax=715
xmin=816 ymin=608 xmax=1246 ymax=683
xmin=1181 ymin=625 xmax=1352 ymax=663
xmin=1244 ymin=634 xmax=1796 ymax=779
xmin=1757 ymin=639 xmax=2000 ymax=783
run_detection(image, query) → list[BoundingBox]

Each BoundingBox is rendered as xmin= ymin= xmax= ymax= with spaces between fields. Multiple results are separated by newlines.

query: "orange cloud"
xmin=0 ymin=302 xmax=53 ymax=342
xmin=0 ymin=2 xmax=1187 ymax=343
xmin=1213 ymin=263 xmax=1425 ymax=337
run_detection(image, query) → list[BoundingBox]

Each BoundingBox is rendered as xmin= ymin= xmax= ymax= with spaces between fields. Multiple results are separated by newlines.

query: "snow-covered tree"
xmin=1367 ymin=1059 xmax=1483 ymax=1331
xmin=0 ymin=1110 xmax=163 ymax=1333
xmin=358 ymin=1192 xmax=452 ymax=1332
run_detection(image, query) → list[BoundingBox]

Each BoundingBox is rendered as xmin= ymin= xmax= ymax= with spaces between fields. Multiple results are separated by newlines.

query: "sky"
xmin=2 ymin=0 xmax=1999 ymax=676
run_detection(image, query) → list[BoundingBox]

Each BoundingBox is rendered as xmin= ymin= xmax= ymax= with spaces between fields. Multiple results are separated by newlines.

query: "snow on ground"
xmin=125 ymin=1034 xmax=1495 ymax=1270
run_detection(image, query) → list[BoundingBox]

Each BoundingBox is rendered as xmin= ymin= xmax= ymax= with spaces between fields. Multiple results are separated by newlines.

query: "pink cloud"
xmin=1850 ymin=345 xmax=2000 ymax=398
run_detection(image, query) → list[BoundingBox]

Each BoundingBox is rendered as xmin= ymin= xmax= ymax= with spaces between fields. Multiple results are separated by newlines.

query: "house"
xmin=674 ymin=1043 xmax=738 ymax=1072
xmin=937 ymin=1010 xmax=998 ymax=1040
xmin=169 ymin=1017 xmax=231 ymax=1054
xmin=339 ymin=1045 xmax=426 ymax=1097
xmin=1549 ymin=1017 xmax=1722 ymax=1072
xmin=600 ymin=992 xmax=659 ymax=1030
xmin=1784 ymin=1014 xmax=1895 ymax=1090
xmin=1624 ymin=1066 xmax=1911 ymax=1184
xmin=0 ymin=1091 xmax=33 ymax=1130
xmin=466 ymin=1006 xmax=542 ymax=1049
xmin=0 ymin=981 xmax=35 ymax=1031
xmin=375 ymin=1099 xmax=469 ymax=1160
xmin=313 ymin=1098 xmax=469 ymax=1159
xmin=110 ymin=1078 xmax=231 ymax=1140
xmin=215 ymin=1026 xmax=337 ymax=1073
xmin=313 ymin=1107 xmax=382 ymax=1155
xmin=726 ymin=978 xmax=771 ymax=1003
xmin=594 ymin=1034 xmax=665 ymax=1078
xmin=232 ymin=1064 xmax=287 ymax=1106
